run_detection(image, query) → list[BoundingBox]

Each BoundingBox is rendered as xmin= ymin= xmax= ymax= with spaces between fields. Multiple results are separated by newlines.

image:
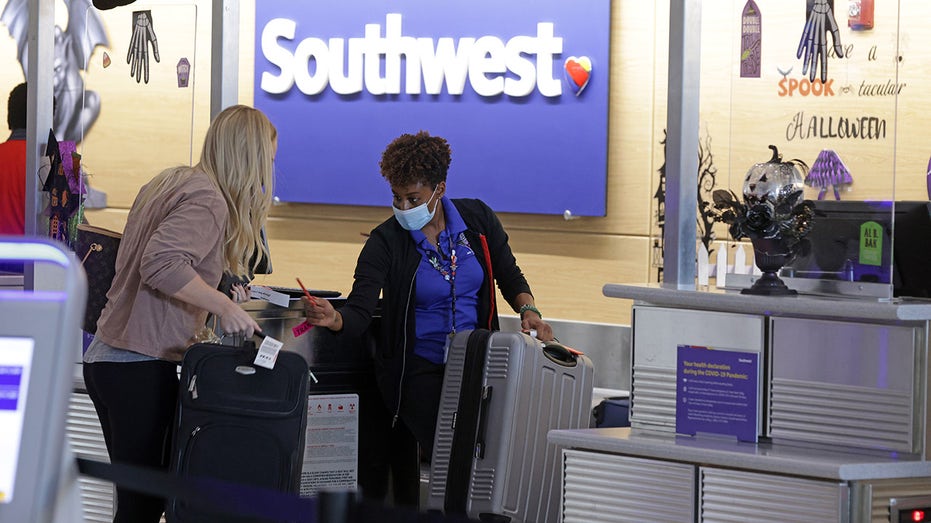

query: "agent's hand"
xmin=302 ymin=296 xmax=342 ymax=331
xmin=521 ymin=313 xmax=554 ymax=342
xmin=796 ymin=0 xmax=843 ymax=82
xmin=127 ymin=10 xmax=160 ymax=84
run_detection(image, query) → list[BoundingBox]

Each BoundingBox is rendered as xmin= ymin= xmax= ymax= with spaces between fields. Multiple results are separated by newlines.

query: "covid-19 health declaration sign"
xmin=254 ymin=1 xmax=610 ymax=216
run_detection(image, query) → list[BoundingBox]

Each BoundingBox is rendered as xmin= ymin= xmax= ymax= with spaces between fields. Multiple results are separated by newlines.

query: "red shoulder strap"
xmin=478 ymin=234 xmax=495 ymax=329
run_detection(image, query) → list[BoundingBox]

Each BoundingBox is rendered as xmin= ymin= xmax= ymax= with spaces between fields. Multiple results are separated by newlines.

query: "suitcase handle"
xmin=475 ymin=386 xmax=493 ymax=459
xmin=542 ymin=342 xmax=578 ymax=367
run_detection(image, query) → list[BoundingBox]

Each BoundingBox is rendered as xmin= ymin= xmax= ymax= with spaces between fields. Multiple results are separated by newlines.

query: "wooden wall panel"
xmin=84 ymin=206 xmax=647 ymax=326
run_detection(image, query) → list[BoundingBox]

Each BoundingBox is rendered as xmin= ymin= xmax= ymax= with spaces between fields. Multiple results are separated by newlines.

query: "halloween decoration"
xmin=711 ymin=145 xmax=815 ymax=295
xmin=127 ymin=10 xmax=160 ymax=84
xmin=740 ymin=0 xmax=762 ymax=78
xmin=848 ymin=0 xmax=874 ymax=30
xmin=177 ymin=58 xmax=191 ymax=87
xmin=1 ymin=0 xmax=108 ymax=143
xmin=806 ymin=149 xmax=852 ymax=200
xmin=42 ymin=131 xmax=85 ymax=246
xmin=656 ymin=131 xmax=722 ymax=283
xmin=797 ymin=0 xmax=844 ymax=82
xmin=94 ymin=0 xmax=137 ymax=9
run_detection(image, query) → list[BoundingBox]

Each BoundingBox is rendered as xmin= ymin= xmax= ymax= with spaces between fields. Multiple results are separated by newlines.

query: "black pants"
xmin=397 ymin=355 xmax=445 ymax=463
xmin=83 ymin=360 xmax=179 ymax=523
xmin=358 ymin=394 xmax=421 ymax=507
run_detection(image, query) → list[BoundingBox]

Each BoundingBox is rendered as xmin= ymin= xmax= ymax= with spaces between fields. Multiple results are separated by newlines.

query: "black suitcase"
xmin=167 ymin=342 xmax=310 ymax=523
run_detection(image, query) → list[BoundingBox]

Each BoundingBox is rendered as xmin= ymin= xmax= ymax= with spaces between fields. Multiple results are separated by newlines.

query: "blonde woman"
xmin=82 ymin=105 xmax=276 ymax=523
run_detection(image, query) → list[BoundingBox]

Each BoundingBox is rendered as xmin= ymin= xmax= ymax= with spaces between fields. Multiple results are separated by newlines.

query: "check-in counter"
xmin=229 ymin=291 xmax=375 ymax=369
xmin=550 ymin=283 xmax=931 ymax=523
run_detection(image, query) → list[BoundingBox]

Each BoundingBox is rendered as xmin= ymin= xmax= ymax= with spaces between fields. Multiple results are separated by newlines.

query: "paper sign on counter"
xmin=300 ymin=393 xmax=359 ymax=497
xmin=675 ymin=344 xmax=760 ymax=442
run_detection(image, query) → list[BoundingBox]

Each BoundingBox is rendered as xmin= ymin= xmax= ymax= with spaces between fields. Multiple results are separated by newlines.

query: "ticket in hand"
xmin=248 ymin=285 xmax=290 ymax=308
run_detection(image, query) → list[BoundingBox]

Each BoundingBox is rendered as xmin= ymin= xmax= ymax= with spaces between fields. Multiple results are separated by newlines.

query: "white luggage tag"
xmin=249 ymin=285 xmax=291 ymax=308
xmin=253 ymin=335 xmax=284 ymax=369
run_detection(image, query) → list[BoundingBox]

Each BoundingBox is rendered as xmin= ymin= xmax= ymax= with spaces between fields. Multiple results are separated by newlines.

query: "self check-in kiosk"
xmin=0 ymin=239 xmax=86 ymax=523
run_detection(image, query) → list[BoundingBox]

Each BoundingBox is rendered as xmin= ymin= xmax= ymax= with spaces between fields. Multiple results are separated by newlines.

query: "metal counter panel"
xmin=700 ymin=467 xmax=846 ymax=523
xmin=229 ymin=297 xmax=376 ymax=369
xmin=562 ymin=449 xmax=695 ymax=523
xmin=770 ymin=317 xmax=922 ymax=454
xmin=67 ymin=387 xmax=113 ymax=523
xmin=631 ymin=306 xmax=765 ymax=432
xmin=603 ymin=283 xmax=931 ymax=322
xmin=549 ymin=427 xmax=931 ymax=481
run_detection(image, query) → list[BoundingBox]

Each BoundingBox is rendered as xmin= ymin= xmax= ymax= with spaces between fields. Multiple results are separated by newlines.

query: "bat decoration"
xmin=1 ymin=0 xmax=109 ymax=143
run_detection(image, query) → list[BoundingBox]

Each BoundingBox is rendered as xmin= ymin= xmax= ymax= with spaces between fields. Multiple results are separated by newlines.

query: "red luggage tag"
xmin=292 ymin=321 xmax=313 ymax=338
xmin=565 ymin=346 xmax=584 ymax=356
xmin=293 ymin=277 xmax=317 ymax=338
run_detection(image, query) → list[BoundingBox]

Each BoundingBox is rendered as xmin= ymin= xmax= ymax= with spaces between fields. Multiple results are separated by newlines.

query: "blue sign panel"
xmin=0 ymin=366 xmax=24 ymax=411
xmin=676 ymin=345 xmax=760 ymax=443
xmin=254 ymin=1 xmax=610 ymax=216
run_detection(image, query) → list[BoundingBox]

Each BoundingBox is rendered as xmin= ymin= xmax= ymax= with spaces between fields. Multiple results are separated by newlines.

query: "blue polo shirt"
xmin=410 ymin=197 xmax=483 ymax=364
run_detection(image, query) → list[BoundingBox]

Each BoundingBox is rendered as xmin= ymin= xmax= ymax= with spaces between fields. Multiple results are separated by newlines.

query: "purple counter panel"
xmin=254 ymin=0 xmax=611 ymax=216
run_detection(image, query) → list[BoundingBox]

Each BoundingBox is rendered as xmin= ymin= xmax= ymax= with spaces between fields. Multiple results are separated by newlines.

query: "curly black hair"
xmin=379 ymin=131 xmax=452 ymax=188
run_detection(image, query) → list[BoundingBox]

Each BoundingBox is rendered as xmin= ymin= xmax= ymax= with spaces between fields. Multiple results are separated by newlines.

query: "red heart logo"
xmin=564 ymin=56 xmax=592 ymax=96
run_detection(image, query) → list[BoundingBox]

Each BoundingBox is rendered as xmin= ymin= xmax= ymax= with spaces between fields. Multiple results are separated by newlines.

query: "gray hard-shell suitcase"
xmin=427 ymin=329 xmax=595 ymax=522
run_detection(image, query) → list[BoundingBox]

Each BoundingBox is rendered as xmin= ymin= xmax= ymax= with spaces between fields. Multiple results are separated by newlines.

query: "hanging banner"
xmin=254 ymin=0 xmax=611 ymax=216
xmin=740 ymin=0 xmax=762 ymax=78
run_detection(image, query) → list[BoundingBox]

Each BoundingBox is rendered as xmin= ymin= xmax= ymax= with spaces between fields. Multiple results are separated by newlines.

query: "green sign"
xmin=859 ymin=221 xmax=883 ymax=266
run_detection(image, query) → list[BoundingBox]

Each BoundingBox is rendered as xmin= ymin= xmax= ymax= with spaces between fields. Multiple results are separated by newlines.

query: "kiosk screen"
xmin=0 ymin=337 xmax=35 ymax=503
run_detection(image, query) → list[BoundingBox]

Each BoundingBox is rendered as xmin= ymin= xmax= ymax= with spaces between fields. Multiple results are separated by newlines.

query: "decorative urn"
xmin=712 ymin=145 xmax=815 ymax=296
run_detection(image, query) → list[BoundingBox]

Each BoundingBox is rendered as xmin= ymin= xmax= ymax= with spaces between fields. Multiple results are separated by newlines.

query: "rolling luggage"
xmin=167 ymin=342 xmax=310 ymax=523
xmin=592 ymin=396 xmax=631 ymax=428
xmin=428 ymin=329 xmax=595 ymax=522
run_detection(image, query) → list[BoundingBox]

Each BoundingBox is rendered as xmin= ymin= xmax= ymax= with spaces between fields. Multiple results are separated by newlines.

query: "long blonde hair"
xmin=136 ymin=105 xmax=277 ymax=275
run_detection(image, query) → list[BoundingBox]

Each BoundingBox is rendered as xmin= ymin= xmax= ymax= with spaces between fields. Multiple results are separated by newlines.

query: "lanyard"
xmin=427 ymin=232 xmax=467 ymax=334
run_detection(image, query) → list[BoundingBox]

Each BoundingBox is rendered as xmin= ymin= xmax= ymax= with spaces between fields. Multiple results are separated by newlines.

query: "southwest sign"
xmin=254 ymin=1 xmax=611 ymax=216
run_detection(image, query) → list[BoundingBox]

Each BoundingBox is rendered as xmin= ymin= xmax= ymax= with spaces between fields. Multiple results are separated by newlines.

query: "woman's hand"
xmin=302 ymin=296 xmax=343 ymax=331
xmin=229 ymin=283 xmax=250 ymax=304
xmin=521 ymin=312 xmax=554 ymax=342
xmin=217 ymin=302 xmax=261 ymax=339
xmin=171 ymin=276 xmax=260 ymax=339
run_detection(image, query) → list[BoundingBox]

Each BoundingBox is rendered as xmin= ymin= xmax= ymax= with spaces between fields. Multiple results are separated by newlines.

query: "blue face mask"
xmin=393 ymin=186 xmax=438 ymax=231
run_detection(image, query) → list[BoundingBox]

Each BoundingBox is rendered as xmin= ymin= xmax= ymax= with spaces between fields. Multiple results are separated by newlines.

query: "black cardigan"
xmin=338 ymin=198 xmax=533 ymax=417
